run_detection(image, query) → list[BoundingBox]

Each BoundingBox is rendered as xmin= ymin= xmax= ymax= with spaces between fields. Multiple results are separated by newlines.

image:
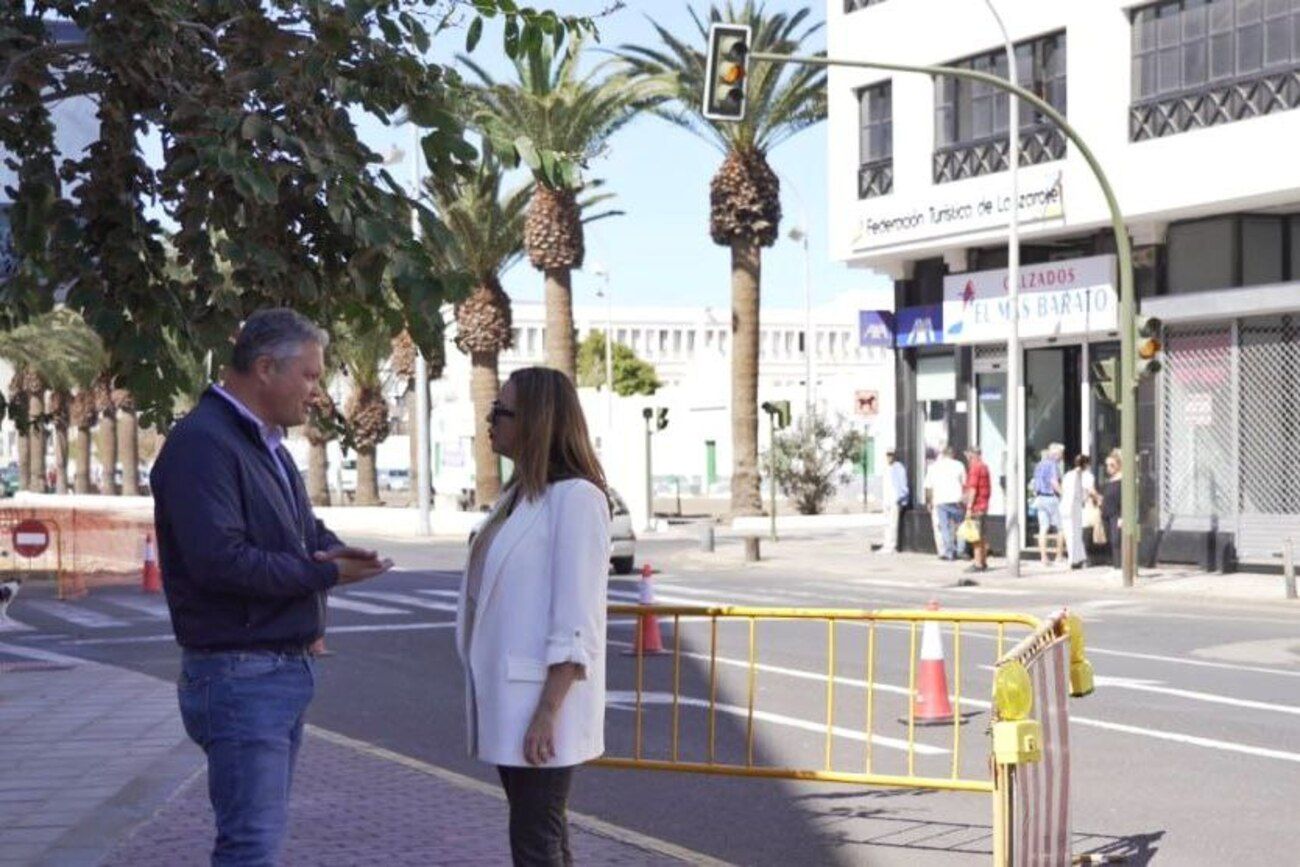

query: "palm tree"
xmin=113 ymin=388 xmax=140 ymax=495
xmin=389 ymin=328 xmax=446 ymax=505
xmin=93 ymin=373 xmax=118 ymax=495
xmin=424 ymin=151 xmax=531 ymax=507
xmin=0 ymin=310 xmax=107 ymax=494
xmin=69 ymin=390 xmax=96 ymax=494
xmin=619 ymin=2 xmax=826 ymax=515
xmin=7 ymin=370 xmax=30 ymax=491
xmin=305 ymin=388 xmax=339 ymax=507
xmin=462 ymin=38 xmax=657 ymax=381
xmin=337 ymin=326 xmax=394 ymax=507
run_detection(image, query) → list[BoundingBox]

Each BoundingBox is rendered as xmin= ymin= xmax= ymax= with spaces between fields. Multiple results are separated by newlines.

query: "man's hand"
xmin=523 ymin=708 xmax=557 ymax=766
xmin=314 ymin=545 xmax=380 ymax=565
xmin=333 ymin=555 xmax=394 ymax=586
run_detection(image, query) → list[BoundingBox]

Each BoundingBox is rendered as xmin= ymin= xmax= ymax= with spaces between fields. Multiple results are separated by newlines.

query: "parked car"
xmin=468 ymin=486 xmax=637 ymax=575
xmin=383 ymin=468 xmax=410 ymax=491
xmin=0 ymin=464 xmax=18 ymax=498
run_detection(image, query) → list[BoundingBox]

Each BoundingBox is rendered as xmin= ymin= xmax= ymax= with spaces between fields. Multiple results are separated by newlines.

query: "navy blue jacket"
xmin=150 ymin=389 xmax=342 ymax=651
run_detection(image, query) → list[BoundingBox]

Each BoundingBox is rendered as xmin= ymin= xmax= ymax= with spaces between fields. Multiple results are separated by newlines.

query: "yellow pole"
xmin=825 ymin=619 xmax=837 ymax=771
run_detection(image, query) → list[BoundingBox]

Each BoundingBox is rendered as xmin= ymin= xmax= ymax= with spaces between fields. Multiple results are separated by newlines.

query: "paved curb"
xmin=306 ymin=726 xmax=734 ymax=867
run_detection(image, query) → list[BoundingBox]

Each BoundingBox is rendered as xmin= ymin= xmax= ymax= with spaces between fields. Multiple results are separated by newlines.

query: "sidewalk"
xmin=0 ymin=643 xmax=723 ymax=867
xmin=656 ymin=532 xmax=1300 ymax=607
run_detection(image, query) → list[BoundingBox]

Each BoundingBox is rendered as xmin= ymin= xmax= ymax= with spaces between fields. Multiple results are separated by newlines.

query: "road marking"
xmin=346 ymin=590 xmax=458 ymax=613
xmin=21 ymin=600 xmax=130 ymax=629
xmin=57 ymin=620 xmax=459 ymax=646
xmin=1192 ymin=638 xmax=1300 ymax=667
xmin=415 ymin=589 xmax=461 ymax=600
xmin=102 ymin=596 xmax=172 ymax=619
xmin=605 ymin=690 xmax=947 ymax=755
xmin=1085 ymin=646 xmax=1300 ymax=678
xmin=329 ymin=596 xmax=407 ymax=615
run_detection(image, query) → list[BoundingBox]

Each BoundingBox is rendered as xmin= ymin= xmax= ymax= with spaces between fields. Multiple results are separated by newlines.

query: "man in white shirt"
xmin=924 ymin=446 xmax=967 ymax=561
xmin=879 ymin=449 xmax=909 ymax=554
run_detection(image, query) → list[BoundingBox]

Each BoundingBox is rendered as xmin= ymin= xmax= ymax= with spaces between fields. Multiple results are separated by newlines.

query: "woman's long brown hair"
xmin=504 ymin=367 xmax=607 ymax=501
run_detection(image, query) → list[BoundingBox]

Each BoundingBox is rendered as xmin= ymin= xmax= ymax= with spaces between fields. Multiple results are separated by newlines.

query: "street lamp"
xmin=778 ymin=172 xmax=815 ymax=419
xmin=590 ymin=262 xmax=614 ymax=442
xmin=981 ymin=0 xmax=1023 ymax=576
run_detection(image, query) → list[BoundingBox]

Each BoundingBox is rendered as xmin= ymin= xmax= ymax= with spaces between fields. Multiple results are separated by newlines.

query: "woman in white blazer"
xmin=456 ymin=366 xmax=611 ymax=866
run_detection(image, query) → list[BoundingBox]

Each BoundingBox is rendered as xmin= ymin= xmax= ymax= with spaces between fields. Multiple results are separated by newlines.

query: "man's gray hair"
xmin=230 ymin=309 xmax=329 ymax=373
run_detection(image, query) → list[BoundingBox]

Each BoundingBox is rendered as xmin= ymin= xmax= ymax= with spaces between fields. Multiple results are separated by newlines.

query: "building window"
xmin=1167 ymin=213 xmax=1291 ymax=292
xmin=932 ymin=31 xmax=1067 ymax=184
xmin=1131 ymin=0 xmax=1300 ymax=141
xmin=844 ymin=0 xmax=887 ymax=11
xmin=857 ymin=81 xmax=893 ymax=198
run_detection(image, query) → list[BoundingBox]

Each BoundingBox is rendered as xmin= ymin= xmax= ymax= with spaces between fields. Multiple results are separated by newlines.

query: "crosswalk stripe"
xmin=102 ymin=596 xmax=172 ymax=619
xmin=21 ymin=600 xmax=130 ymax=629
xmin=329 ymin=596 xmax=407 ymax=615
xmin=415 ymin=589 xmax=460 ymax=600
xmin=347 ymin=590 xmax=458 ymax=613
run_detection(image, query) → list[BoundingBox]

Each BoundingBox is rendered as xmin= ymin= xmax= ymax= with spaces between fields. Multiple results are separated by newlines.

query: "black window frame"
xmin=856 ymin=80 xmax=893 ymax=199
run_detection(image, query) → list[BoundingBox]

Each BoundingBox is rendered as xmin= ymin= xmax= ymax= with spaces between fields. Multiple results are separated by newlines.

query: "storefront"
xmin=884 ymin=254 xmax=1122 ymax=554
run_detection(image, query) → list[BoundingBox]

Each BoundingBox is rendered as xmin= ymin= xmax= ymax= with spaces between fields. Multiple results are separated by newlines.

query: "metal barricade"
xmin=0 ymin=504 xmax=155 ymax=596
xmin=597 ymin=604 xmax=1094 ymax=866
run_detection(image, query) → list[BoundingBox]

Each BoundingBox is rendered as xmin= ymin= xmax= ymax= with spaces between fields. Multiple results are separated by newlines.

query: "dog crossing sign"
xmin=12 ymin=519 xmax=50 ymax=558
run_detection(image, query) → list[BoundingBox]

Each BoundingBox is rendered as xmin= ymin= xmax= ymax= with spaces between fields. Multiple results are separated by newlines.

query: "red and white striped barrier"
xmin=1013 ymin=622 xmax=1073 ymax=866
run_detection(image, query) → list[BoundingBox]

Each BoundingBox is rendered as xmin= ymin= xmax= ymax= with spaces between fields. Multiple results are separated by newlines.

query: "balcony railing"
xmin=932 ymin=123 xmax=1066 ymax=184
xmin=858 ymin=158 xmax=893 ymax=199
xmin=1131 ymin=66 xmax=1300 ymax=142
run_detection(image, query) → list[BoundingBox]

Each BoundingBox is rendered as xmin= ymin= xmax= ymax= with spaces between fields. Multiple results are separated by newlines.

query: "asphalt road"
xmin=3 ymin=533 xmax=1298 ymax=865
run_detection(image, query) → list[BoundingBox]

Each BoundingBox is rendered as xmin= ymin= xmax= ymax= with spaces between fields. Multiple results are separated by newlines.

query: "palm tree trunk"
xmin=470 ymin=351 xmax=503 ymax=507
xmin=54 ymin=425 xmax=69 ymax=494
xmin=119 ymin=409 xmax=139 ymax=496
xmin=98 ymin=415 xmax=119 ymax=495
xmin=28 ymin=393 xmax=46 ymax=491
xmin=730 ymin=241 xmax=763 ymax=516
xmin=16 ymin=430 xmax=30 ymax=492
xmin=74 ymin=426 xmax=92 ymax=494
xmin=355 ymin=447 xmax=380 ymax=506
xmin=544 ymin=267 xmax=576 ymax=380
xmin=308 ymin=442 xmax=330 ymax=507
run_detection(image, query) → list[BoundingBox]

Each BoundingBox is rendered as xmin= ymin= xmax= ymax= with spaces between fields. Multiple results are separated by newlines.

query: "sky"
xmin=355 ymin=0 xmax=894 ymax=314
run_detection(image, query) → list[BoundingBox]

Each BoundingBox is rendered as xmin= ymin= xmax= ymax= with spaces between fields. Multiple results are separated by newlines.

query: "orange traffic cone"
xmin=910 ymin=599 xmax=954 ymax=726
xmin=624 ymin=563 xmax=667 ymax=656
xmin=141 ymin=533 xmax=163 ymax=594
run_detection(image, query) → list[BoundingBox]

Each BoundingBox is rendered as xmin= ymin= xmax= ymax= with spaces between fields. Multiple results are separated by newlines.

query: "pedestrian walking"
xmin=963 ymin=446 xmax=992 ymax=572
xmin=879 ymin=449 xmax=909 ymax=553
xmin=456 ymin=366 xmax=611 ymax=867
xmin=1031 ymin=445 xmax=1066 ymax=566
xmin=150 ymin=309 xmax=393 ymax=866
xmin=924 ymin=446 xmax=966 ymax=561
xmin=1060 ymin=454 xmax=1099 ymax=569
xmin=1100 ymin=449 xmax=1124 ymax=571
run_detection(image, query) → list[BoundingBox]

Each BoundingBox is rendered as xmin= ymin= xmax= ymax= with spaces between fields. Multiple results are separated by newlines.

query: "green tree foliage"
xmin=576 ymin=330 xmax=660 ymax=397
xmin=0 ymin=1 xmax=596 ymax=428
xmin=764 ymin=411 xmax=864 ymax=515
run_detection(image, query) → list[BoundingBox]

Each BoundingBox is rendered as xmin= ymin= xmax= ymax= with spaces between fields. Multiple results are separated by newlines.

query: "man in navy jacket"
xmin=151 ymin=309 xmax=392 ymax=865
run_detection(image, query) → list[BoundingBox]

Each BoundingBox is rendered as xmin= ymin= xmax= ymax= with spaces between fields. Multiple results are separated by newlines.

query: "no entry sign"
xmin=12 ymin=519 xmax=50 ymax=558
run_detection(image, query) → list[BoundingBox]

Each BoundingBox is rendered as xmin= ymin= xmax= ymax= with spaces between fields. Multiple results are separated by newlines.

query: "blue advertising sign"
xmin=858 ymin=310 xmax=895 ymax=348
xmin=895 ymin=304 xmax=945 ymax=348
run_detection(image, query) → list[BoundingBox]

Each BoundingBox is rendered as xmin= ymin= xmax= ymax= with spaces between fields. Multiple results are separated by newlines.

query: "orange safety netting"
xmin=1 ymin=505 xmax=156 ymax=598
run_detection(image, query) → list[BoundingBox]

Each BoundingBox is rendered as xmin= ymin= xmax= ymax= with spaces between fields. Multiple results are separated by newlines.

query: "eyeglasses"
xmin=489 ymin=403 xmax=517 ymax=423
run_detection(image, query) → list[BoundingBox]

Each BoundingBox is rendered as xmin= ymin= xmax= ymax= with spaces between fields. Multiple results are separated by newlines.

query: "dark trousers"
xmin=1107 ymin=516 xmax=1122 ymax=568
xmin=497 ymin=765 xmax=575 ymax=867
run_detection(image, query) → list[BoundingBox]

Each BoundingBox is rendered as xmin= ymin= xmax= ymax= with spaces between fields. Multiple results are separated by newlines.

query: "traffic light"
xmin=1090 ymin=357 xmax=1118 ymax=406
xmin=761 ymin=400 xmax=791 ymax=430
xmin=656 ymin=407 xmax=669 ymax=431
xmin=703 ymin=23 xmax=751 ymax=121
xmin=1135 ymin=315 xmax=1163 ymax=378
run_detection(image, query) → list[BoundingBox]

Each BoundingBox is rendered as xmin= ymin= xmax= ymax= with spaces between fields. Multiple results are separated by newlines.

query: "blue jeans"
xmin=936 ymin=503 xmax=965 ymax=559
xmin=178 ymin=650 xmax=315 ymax=867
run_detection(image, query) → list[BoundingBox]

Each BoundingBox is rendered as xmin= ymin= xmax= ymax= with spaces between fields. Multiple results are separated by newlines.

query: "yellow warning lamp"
xmin=993 ymin=660 xmax=1033 ymax=721
xmin=992 ymin=661 xmax=1042 ymax=765
xmin=1066 ymin=614 xmax=1095 ymax=697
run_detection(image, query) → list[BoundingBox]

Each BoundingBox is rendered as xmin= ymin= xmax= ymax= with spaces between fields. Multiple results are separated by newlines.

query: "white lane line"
xmin=101 ymin=596 xmax=171 ymax=619
xmin=644 ymin=638 xmax=1300 ymax=764
xmin=605 ymin=689 xmax=947 ymax=755
xmin=347 ymin=591 xmax=459 ymax=613
xmin=1085 ymin=645 xmax=1300 ymax=679
xmin=416 ymin=589 xmax=461 ymax=599
xmin=21 ymin=600 xmax=130 ymax=629
xmin=329 ymin=596 xmax=407 ymax=615
xmin=61 ymin=620 xmax=460 ymax=645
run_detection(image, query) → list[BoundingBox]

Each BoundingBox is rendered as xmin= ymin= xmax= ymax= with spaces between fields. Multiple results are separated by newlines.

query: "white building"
xmin=428 ymin=291 xmax=894 ymax=525
xmin=829 ymin=0 xmax=1300 ymax=565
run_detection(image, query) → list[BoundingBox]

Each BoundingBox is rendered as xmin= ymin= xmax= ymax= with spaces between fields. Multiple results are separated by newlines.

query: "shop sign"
xmin=855 ymin=390 xmax=880 ymax=417
xmin=858 ymin=311 xmax=895 ymax=348
xmin=851 ymin=173 xmax=1064 ymax=251
xmin=941 ymin=254 xmax=1117 ymax=344
xmin=895 ymin=304 xmax=944 ymax=347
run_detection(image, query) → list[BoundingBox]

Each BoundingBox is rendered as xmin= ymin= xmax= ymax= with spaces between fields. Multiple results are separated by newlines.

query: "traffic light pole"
xmin=749 ymin=50 xmax=1138 ymax=585
xmin=769 ymin=410 xmax=778 ymax=543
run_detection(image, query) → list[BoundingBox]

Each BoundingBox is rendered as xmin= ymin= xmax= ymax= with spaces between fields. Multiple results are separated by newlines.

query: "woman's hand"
xmin=523 ymin=707 xmax=557 ymax=766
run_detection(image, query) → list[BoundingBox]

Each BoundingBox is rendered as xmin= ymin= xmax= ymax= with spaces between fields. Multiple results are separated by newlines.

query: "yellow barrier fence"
xmin=596 ymin=604 xmax=1094 ymax=866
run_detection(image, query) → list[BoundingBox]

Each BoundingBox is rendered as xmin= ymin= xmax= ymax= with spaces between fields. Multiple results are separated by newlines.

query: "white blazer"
xmin=455 ymin=478 xmax=611 ymax=768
